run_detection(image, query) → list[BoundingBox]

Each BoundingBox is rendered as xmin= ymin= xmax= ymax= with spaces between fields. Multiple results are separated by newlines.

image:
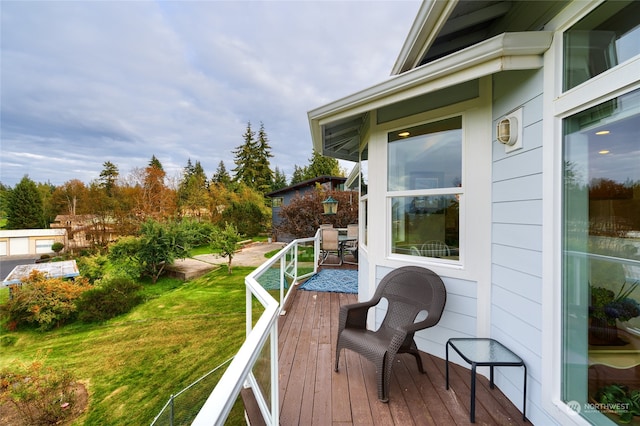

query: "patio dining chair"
xmin=421 ymin=240 xmax=450 ymax=258
xmin=320 ymin=228 xmax=342 ymax=266
xmin=343 ymin=223 xmax=358 ymax=264
xmin=335 ymin=266 xmax=447 ymax=402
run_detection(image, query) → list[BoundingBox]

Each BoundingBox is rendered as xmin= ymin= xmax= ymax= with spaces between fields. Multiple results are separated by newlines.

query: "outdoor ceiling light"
xmin=398 ymin=131 xmax=411 ymax=137
xmin=596 ymin=130 xmax=610 ymax=135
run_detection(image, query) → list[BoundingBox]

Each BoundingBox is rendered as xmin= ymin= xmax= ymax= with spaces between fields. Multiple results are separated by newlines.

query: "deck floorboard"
xmin=278 ymin=286 xmax=529 ymax=425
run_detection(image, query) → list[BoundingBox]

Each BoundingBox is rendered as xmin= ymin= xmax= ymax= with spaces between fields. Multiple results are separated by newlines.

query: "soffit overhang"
xmin=309 ymin=31 xmax=553 ymax=161
xmin=392 ymin=0 xmax=567 ymax=75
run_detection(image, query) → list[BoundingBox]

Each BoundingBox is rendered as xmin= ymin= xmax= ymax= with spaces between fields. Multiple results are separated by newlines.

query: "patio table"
xmin=446 ymin=338 xmax=527 ymax=423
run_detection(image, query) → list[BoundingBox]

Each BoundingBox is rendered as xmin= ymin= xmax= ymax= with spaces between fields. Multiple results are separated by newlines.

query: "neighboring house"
xmin=0 ymin=229 xmax=67 ymax=257
xmin=308 ymin=2 xmax=639 ymax=425
xmin=51 ymin=214 xmax=117 ymax=251
xmin=266 ymin=175 xmax=346 ymax=242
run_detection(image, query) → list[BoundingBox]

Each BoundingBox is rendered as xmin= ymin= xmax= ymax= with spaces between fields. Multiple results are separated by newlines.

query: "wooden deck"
xmin=277 ymin=287 xmax=529 ymax=426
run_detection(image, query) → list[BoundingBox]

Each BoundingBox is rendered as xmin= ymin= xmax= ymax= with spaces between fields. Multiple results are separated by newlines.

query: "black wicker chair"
xmin=334 ymin=266 xmax=447 ymax=402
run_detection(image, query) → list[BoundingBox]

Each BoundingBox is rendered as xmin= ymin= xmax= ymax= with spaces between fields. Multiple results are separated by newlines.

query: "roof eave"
xmin=391 ymin=0 xmax=458 ymax=76
xmin=309 ymin=31 xmax=552 ymax=157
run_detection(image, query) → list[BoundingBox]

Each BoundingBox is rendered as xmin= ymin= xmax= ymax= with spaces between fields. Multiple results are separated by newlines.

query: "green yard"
xmin=0 ymin=267 xmax=259 ymax=425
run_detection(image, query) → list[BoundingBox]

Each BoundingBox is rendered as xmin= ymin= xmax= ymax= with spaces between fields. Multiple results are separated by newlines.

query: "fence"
xmin=151 ymin=357 xmax=234 ymax=426
xmin=153 ymin=233 xmax=320 ymax=425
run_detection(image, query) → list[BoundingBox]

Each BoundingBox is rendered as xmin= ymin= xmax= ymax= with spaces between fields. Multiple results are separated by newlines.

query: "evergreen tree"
xmin=272 ymin=166 xmax=288 ymax=191
xmin=99 ymin=161 xmax=119 ymax=196
xmin=0 ymin=182 xmax=10 ymax=222
xmin=254 ymin=122 xmax=274 ymax=193
xmin=232 ymin=122 xmax=258 ymax=188
xmin=232 ymin=121 xmax=274 ymax=194
xmin=149 ymin=155 xmax=164 ymax=170
xmin=212 ymin=160 xmax=232 ymax=187
xmin=303 ymin=150 xmax=342 ymax=180
xmin=290 ymin=165 xmax=306 ymax=185
xmin=178 ymin=159 xmax=209 ymax=218
xmin=6 ymin=176 xmax=45 ymax=229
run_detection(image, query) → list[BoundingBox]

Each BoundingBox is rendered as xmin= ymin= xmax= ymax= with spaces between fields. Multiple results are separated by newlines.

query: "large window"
xmin=388 ymin=116 xmax=461 ymax=260
xmin=360 ymin=146 xmax=368 ymax=246
xmin=562 ymin=88 xmax=640 ymax=424
xmin=564 ymin=1 xmax=640 ymax=91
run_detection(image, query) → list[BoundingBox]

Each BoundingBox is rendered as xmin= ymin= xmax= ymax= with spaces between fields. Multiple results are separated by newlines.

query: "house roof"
xmin=265 ymin=175 xmax=347 ymax=197
xmin=308 ymin=0 xmax=563 ymax=161
xmin=392 ymin=0 xmax=568 ymax=75
xmin=0 ymin=229 xmax=66 ymax=238
xmin=2 ymin=260 xmax=79 ymax=286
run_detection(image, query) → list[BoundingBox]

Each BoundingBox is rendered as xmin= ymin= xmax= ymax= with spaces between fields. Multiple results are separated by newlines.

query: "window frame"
xmin=385 ymin=113 xmax=465 ymax=267
xmin=542 ymin=1 xmax=640 ymax=422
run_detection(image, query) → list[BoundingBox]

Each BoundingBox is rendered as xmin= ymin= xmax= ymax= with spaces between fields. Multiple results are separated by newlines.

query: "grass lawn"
xmin=0 ymin=267 xmax=261 ymax=425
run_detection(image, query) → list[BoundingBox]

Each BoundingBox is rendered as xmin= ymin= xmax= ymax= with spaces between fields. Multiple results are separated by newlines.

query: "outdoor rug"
xmin=299 ymin=269 xmax=358 ymax=294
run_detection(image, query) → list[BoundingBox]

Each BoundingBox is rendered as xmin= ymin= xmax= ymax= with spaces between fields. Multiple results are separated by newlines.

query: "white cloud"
xmin=1 ymin=0 xmax=420 ymax=187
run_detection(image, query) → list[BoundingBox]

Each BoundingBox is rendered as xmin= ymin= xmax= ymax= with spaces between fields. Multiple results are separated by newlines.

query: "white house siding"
xmin=374 ymin=265 xmax=478 ymax=361
xmin=491 ymin=69 xmax=555 ymax=424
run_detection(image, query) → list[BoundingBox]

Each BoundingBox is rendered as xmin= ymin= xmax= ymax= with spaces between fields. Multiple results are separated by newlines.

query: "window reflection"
xmin=564 ymin=1 xmax=640 ymax=91
xmin=388 ymin=116 xmax=462 ymax=261
xmin=563 ymin=88 xmax=640 ymax=424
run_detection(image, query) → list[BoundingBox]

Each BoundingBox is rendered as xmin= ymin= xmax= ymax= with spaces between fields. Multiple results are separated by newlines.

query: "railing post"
xmin=280 ymin=255 xmax=285 ymax=306
xmin=169 ymin=394 xmax=174 ymax=426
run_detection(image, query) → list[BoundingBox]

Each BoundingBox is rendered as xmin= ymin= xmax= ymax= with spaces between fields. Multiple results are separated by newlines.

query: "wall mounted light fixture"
xmin=496 ymin=107 xmax=523 ymax=153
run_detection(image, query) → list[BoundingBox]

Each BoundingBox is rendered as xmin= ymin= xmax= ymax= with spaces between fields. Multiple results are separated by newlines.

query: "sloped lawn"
xmin=0 ymin=267 xmax=259 ymax=425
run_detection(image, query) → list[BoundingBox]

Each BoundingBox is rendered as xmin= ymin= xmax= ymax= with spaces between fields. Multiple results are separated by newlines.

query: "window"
xmin=272 ymin=197 xmax=283 ymax=208
xmin=388 ymin=116 xmax=461 ymax=260
xmin=562 ymin=88 xmax=640 ymax=424
xmin=564 ymin=1 xmax=640 ymax=91
xmin=360 ymin=146 xmax=368 ymax=246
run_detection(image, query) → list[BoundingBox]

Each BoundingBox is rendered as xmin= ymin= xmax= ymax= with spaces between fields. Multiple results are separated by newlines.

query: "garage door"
xmin=0 ymin=241 xmax=6 ymax=256
xmin=36 ymin=239 xmax=54 ymax=254
xmin=9 ymin=238 xmax=29 ymax=255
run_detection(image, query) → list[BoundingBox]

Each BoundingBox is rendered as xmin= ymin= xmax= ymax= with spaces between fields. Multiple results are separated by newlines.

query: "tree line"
xmin=0 ymin=122 xmax=344 ymax=241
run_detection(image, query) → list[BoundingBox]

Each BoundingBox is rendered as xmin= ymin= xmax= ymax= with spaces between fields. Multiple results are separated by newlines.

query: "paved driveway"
xmin=0 ymin=256 xmax=38 ymax=281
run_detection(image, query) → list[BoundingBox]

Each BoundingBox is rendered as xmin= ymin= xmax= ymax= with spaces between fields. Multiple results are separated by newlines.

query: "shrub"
xmin=76 ymin=277 xmax=143 ymax=322
xmin=76 ymin=254 xmax=109 ymax=283
xmin=51 ymin=242 xmax=64 ymax=254
xmin=0 ymin=271 xmax=92 ymax=331
xmin=0 ymin=360 xmax=78 ymax=425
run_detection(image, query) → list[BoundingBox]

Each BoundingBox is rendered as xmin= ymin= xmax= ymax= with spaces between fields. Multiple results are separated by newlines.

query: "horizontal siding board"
xmin=444 ymin=293 xmax=477 ymax=317
xmin=492 ymin=174 xmax=542 ymax=202
xmin=437 ymin=310 xmax=476 ymax=336
xmin=522 ymin=117 xmax=543 ymax=150
xmin=492 ymin=223 xmax=542 ymax=251
xmin=492 ymin=69 xmax=543 ymax=118
xmin=492 ymin=286 xmax=541 ymax=330
xmin=493 ymin=199 xmax=542 ymax=225
xmin=491 ymin=306 xmax=542 ymax=356
xmin=492 ymin=244 xmax=542 ymax=277
xmin=492 ymin=264 xmax=542 ymax=303
xmin=493 ymin=146 xmax=542 ymax=182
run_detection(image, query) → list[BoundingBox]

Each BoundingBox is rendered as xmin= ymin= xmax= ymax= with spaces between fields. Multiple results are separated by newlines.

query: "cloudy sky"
xmin=1 ymin=1 xmax=420 ymax=188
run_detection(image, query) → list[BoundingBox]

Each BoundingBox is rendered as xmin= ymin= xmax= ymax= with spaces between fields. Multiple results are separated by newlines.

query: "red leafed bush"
xmin=0 ymin=271 xmax=92 ymax=331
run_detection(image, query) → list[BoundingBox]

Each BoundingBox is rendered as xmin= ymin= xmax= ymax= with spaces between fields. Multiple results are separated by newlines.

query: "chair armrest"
xmin=400 ymin=316 xmax=439 ymax=337
xmin=339 ymin=301 xmax=376 ymax=330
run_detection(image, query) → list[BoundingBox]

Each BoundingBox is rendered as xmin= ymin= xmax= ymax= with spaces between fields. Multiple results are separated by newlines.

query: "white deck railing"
xmin=191 ymin=231 xmax=320 ymax=425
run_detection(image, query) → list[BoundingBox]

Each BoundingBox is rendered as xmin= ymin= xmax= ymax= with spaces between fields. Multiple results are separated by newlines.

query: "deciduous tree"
xmin=275 ymin=188 xmax=358 ymax=239
xmin=210 ymin=222 xmax=241 ymax=274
